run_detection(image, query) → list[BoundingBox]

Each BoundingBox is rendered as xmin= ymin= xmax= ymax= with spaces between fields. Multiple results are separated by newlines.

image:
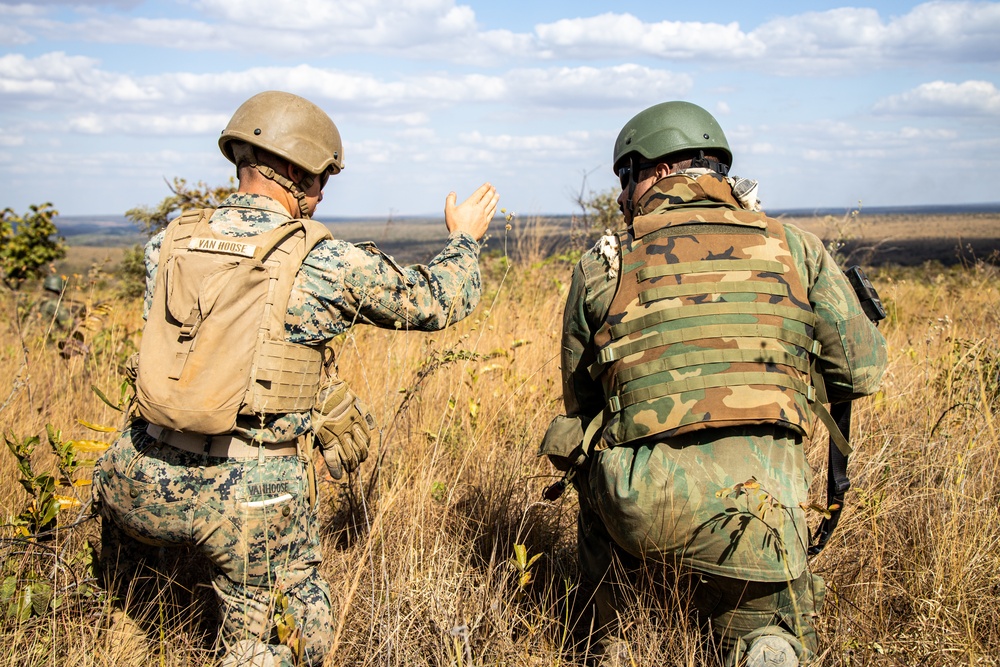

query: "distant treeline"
xmin=52 ymin=202 xmax=1000 ymax=237
xmin=55 ymin=204 xmax=1000 ymax=267
xmin=771 ymin=202 xmax=1000 ymax=217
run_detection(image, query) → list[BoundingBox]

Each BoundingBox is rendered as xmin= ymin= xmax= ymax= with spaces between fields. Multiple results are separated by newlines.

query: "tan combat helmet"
xmin=219 ymin=91 xmax=344 ymax=218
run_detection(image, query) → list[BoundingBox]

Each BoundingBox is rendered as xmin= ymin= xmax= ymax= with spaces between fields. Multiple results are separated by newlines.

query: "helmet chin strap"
xmin=622 ymin=155 xmax=638 ymax=221
xmin=232 ymin=143 xmax=315 ymax=219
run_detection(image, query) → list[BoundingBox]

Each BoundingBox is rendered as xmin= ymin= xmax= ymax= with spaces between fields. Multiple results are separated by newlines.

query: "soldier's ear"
xmin=654 ymin=163 xmax=672 ymax=178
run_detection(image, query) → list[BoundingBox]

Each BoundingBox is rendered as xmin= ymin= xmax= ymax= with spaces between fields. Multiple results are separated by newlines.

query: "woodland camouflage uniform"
xmin=557 ymin=171 xmax=887 ymax=663
xmin=37 ymin=295 xmax=75 ymax=333
xmin=94 ymin=92 xmax=489 ymax=667
xmin=35 ymin=276 xmax=81 ymax=336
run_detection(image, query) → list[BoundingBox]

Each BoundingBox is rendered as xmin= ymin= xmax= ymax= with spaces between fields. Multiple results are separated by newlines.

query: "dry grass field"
xmin=1 ymin=214 xmax=998 ymax=666
xmin=785 ymin=211 xmax=1000 ymax=267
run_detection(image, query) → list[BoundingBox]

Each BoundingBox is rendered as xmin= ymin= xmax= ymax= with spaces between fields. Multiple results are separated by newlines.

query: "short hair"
xmin=231 ymin=140 xmax=292 ymax=180
xmin=635 ymin=149 xmax=728 ymax=181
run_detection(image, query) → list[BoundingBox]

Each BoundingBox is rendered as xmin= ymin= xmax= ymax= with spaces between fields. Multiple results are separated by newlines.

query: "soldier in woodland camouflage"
xmin=94 ymin=91 xmax=498 ymax=666
xmin=544 ymin=101 xmax=886 ymax=666
xmin=31 ymin=274 xmax=84 ymax=336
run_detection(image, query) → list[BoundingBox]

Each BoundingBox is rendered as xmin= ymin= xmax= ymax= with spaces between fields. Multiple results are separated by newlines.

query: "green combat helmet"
xmin=219 ymin=91 xmax=344 ymax=218
xmin=613 ymin=101 xmax=732 ymax=174
xmin=43 ymin=275 xmax=66 ymax=294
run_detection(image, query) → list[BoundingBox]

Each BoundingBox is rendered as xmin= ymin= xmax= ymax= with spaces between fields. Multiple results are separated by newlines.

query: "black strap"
xmin=809 ymin=267 xmax=886 ymax=556
xmin=809 ymin=401 xmax=852 ymax=555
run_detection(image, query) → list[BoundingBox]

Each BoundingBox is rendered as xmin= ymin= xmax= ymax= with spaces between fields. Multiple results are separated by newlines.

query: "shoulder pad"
xmin=174 ymin=208 xmax=214 ymax=226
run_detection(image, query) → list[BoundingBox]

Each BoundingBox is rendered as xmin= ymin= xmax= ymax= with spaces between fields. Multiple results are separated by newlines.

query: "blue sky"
xmin=1 ymin=0 xmax=999 ymax=218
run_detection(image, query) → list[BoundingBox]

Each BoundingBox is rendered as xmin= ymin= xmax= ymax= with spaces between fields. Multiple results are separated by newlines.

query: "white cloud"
xmin=874 ymin=80 xmax=1000 ymax=116
xmin=884 ymin=1 xmax=1000 ymax=62
xmin=364 ymin=113 xmax=432 ymax=128
xmin=0 ymin=146 xmax=216 ymax=176
xmin=0 ymin=52 xmax=161 ymax=104
xmin=0 ymin=25 xmax=32 ymax=45
xmin=898 ymin=126 xmax=958 ymax=140
xmin=1 ymin=53 xmax=685 ymax=121
xmin=197 ymin=0 xmax=475 ymax=34
xmin=0 ymin=131 xmax=24 ymax=146
xmin=495 ymin=65 xmax=692 ymax=109
xmin=68 ymin=112 xmax=229 ymax=135
xmin=0 ymin=0 xmax=140 ymax=5
xmin=529 ymin=2 xmax=1000 ymax=73
xmin=755 ymin=119 xmax=967 ymax=169
xmin=802 ymin=147 xmax=888 ymax=162
xmin=0 ymin=3 xmax=49 ymax=15
xmin=5 ymin=1 xmax=998 ymax=71
xmin=753 ymin=2 xmax=1000 ymax=73
xmin=181 ymin=0 xmax=488 ymax=59
xmin=535 ymin=13 xmax=763 ymax=60
xmin=744 ymin=143 xmax=775 ymax=155
xmin=460 ymin=129 xmax=592 ymax=154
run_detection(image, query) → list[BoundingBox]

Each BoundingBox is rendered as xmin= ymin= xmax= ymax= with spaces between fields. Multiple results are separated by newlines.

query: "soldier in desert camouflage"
xmin=93 ymin=90 xmax=498 ymax=666
xmin=542 ymin=102 xmax=886 ymax=666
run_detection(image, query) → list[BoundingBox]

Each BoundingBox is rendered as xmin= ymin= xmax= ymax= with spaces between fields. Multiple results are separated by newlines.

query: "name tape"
xmin=188 ymin=237 xmax=257 ymax=258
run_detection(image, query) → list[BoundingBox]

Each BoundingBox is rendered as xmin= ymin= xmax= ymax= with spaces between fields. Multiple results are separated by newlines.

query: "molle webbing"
xmin=638 ymin=280 xmax=789 ymax=303
xmin=606 ymin=302 xmax=818 ymax=340
xmin=246 ymin=220 xmax=326 ymax=414
xmin=610 ymin=372 xmax=815 ymax=413
xmin=598 ymin=323 xmax=821 ymax=365
xmin=631 ymin=206 xmax=767 ymax=239
xmin=614 ymin=346 xmax=814 ymax=385
xmin=637 ymin=259 xmax=786 ymax=281
xmin=592 ymin=210 xmax=817 ymax=446
xmin=172 ymin=213 xmax=327 ymax=413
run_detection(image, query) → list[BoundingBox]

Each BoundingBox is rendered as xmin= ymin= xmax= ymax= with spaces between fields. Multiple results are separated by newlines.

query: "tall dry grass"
xmin=0 ymin=225 xmax=998 ymax=666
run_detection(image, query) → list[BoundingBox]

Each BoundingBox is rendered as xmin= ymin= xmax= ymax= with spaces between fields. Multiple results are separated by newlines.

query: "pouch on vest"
xmin=135 ymin=209 xmax=332 ymax=434
xmin=538 ymin=414 xmax=586 ymax=471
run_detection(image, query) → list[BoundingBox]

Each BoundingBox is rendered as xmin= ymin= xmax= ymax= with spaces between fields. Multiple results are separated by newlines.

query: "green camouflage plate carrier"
xmin=592 ymin=173 xmax=819 ymax=448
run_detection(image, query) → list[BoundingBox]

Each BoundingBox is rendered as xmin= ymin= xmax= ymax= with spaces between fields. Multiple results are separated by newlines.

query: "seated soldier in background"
xmin=34 ymin=275 xmax=84 ymax=336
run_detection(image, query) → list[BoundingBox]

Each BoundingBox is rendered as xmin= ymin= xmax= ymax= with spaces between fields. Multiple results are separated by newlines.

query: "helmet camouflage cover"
xmin=613 ymin=101 xmax=732 ymax=173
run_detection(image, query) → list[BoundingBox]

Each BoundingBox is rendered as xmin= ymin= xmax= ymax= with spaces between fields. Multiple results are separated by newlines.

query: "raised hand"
xmin=444 ymin=183 xmax=499 ymax=242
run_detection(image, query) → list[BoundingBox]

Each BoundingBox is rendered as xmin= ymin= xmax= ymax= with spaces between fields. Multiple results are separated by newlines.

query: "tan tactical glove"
xmin=311 ymin=379 xmax=376 ymax=480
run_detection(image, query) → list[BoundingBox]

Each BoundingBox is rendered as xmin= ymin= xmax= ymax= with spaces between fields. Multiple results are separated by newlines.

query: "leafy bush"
xmin=0 ymin=203 xmax=66 ymax=291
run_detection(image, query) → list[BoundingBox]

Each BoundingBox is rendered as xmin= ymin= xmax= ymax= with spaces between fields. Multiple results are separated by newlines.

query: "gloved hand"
xmin=311 ymin=378 xmax=376 ymax=480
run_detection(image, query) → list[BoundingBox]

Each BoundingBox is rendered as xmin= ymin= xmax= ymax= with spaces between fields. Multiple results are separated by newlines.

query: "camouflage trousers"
xmin=93 ymin=420 xmax=332 ymax=666
xmin=574 ymin=459 xmax=823 ymax=664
